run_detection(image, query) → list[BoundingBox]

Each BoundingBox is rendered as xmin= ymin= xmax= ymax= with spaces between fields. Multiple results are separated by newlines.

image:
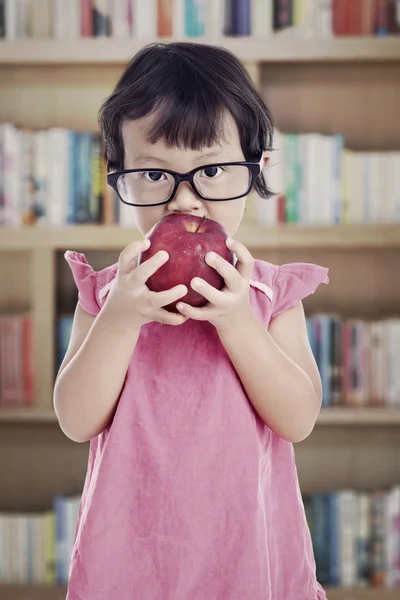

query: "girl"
xmin=54 ymin=42 xmax=329 ymax=600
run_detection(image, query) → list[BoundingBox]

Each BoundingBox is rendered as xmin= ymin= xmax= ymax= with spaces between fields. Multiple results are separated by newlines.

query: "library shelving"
xmin=1 ymin=586 xmax=400 ymax=600
xmin=1 ymin=36 xmax=400 ymax=598
xmin=0 ymin=36 xmax=400 ymax=64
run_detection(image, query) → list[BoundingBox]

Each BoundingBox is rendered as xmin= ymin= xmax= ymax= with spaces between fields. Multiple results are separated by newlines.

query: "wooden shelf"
xmin=0 ymin=408 xmax=57 ymax=423
xmin=1 ymin=37 xmax=400 ymax=65
xmin=0 ymin=585 xmax=67 ymax=600
xmin=0 ymin=586 xmax=398 ymax=600
xmin=1 ymin=224 xmax=400 ymax=252
xmin=325 ymin=588 xmax=400 ymax=600
xmin=1 ymin=407 xmax=399 ymax=426
xmin=317 ymin=407 xmax=400 ymax=426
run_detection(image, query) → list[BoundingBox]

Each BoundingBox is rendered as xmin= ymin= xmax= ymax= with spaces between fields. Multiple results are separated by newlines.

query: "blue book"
xmin=185 ymin=0 xmax=205 ymax=36
xmin=54 ymin=496 xmax=67 ymax=583
xmin=314 ymin=315 xmax=332 ymax=407
xmin=67 ymin=131 xmax=77 ymax=224
xmin=312 ymin=493 xmax=330 ymax=585
xmin=326 ymin=492 xmax=340 ymax=586
xmin=229 ymin=0 xmax=251 ymax=36
xmin=332 ymin=134 xmax=343 ymax=224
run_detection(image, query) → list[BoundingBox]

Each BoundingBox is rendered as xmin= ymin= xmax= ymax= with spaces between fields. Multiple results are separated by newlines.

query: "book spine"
xmin=273 ymin=0 xmax=293 ymax=30
xmin=158 ymin=0 xmax=173 ymax=36
xmin=81 ymin=0 xmax=94 ymax=36
xmin=185 ymin=0 xmax=206 ymax=36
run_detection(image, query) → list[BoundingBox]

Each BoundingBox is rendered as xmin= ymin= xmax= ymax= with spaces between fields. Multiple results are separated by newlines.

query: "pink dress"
xmin=64 ymin=251 xmax=329 ymax=600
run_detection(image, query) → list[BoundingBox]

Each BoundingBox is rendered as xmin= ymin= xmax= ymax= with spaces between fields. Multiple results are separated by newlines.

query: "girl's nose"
xmin=168 ymin=181 xmax=203 ymax=212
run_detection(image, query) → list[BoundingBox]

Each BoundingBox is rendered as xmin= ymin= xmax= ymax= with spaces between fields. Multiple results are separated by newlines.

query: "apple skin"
xmin=137 ymin=213 xmax=235 ymax=313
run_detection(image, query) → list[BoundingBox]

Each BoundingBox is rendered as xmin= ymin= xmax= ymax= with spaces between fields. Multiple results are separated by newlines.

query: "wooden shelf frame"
xmin=0 ymin=585 xmax=399 ymax=600
xmin=1 ymin=36 xmax=400 ymax=65
xmin=1 ymin=224 xmax=400 ymax=251
xmin=1 ymin=407 xmax=399 ymax=426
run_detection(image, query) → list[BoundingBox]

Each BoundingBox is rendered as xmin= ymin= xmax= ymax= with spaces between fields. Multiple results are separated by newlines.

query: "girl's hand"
xmin=176 ymin=238 xmax=255 ymax=331
xmin=102 ymin=239 xmax=188 ymax=329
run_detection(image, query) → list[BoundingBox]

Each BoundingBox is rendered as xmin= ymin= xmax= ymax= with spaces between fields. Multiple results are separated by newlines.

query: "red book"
xmin=158 ymin=0 xmax=173 ymax=37
xmin=81 ymin=0 xmax=94 ymax=37
xmin=23 ymin=316 xmax=34 ymax=406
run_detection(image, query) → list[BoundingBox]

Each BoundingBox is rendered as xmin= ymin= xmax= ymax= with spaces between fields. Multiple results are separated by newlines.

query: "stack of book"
xmin=0 ymin=495 xmax=80 ymax=584
xmin=1 ymin=123 xmax=400 ymax=228
xmin=0 ymin=1 xmax=399 ymax=41
xmin=0 ymin=314 xmax=33 ymax=407
xmin=304 ymin=485 xmax=400 ymax=588
xmin=306 ymin=315 xmax=400 ymax=408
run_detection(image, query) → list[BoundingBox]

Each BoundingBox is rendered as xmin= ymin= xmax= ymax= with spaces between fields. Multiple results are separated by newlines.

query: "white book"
xmin=339 ymin=491 xmax=357 ymax=587
xmin=251 ymin=0 xmax=272 ymax=37
xmin=46 ymin=129 xmax=69 ymax=227
xmin=348 ymin=153 xmax=363 ymax=224
xmin=393 ymin=152 xmax=400 ymax=221
xmin=384 ymin=152 xmax=398 ymax=223
xmin=314 ymin=0 xmax=333 ymax=37
xmin=33 ymin=130 xmax=49 ymax=225
xmin=387 ymin=486 xmax=400 ymax=586
xmin=2 ymin=123 xmax=21 ymax=227
xmin=173 ymin=0 xmax=184 ymax=37
xmin=5 ymin=0 xmax=17 ymax=38
xmin=19 ymin=129 xmax=35 ymax=225
xmin=368 ymin=152 xmax=382 ymax=224
xmin=319 ymin=135 xmax=333 ymax=225
xmin=110 ymin=0 xmax=131 ymax=36
xmin=386 ymin=319 xmax=400 ymax=407
xmin=369 ymin=321 xmax=387 ymax=406
xmin=131 ymin=0 xmax=157 ymax=38
xmin=205 ymin=0 xmax=224 ymax=37
xmin=304 ymin=133 xmax=324 ymax=225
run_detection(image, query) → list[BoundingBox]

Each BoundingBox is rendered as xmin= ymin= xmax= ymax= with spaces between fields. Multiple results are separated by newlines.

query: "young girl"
xmin=54 ymin=42 xmax=329 ymax=600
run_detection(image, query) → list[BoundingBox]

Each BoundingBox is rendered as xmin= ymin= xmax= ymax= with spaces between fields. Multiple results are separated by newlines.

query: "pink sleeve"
xmin=271 ymin=262 xmax=329 ymax=320
xmin=64 ymin=251 xmax=117 ymax=316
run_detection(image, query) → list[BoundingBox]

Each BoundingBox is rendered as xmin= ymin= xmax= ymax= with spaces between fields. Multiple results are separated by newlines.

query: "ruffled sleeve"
xmin=64 ymin=251 xmax=118 ymax=316
xmin=271 ymin=262 xmax=329 ymax=320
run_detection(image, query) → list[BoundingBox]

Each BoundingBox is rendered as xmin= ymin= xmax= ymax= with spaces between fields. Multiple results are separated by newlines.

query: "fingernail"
xmin=207 ymin=252 xmax=215 ymax=262
xmin=159 ymin=251 xmax=168 ymax=260
xmin=143 ymin=238 xmax=151 ymax=246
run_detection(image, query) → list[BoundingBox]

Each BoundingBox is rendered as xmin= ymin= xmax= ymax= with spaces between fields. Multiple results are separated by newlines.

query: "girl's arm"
xmin=217 ymin=302 xmax=322 ymax=444
xmin=54 ymin=240 xmax=188 ymax=443
xmin=53 ymin=302 xmax=141 ymax=443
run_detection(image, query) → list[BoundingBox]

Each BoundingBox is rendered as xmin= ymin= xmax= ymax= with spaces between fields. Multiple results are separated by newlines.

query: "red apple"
xmin=137 ymin=213 xmax=235 ymax=313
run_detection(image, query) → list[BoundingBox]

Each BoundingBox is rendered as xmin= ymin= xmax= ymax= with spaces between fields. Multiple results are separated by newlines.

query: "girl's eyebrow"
xmin=135 ymin=150 xmax=229 ymax=166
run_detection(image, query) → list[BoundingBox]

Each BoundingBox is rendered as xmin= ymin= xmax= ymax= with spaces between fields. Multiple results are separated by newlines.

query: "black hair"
xmin=99 ymin=42 xmax=274 ymax=199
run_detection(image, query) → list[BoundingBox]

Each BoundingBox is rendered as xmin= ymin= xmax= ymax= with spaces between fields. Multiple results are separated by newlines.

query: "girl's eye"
xmin=200 ymin=166 xmax=223 ymax=179
xmin=144 ymin=171 xmax=166 ymax=182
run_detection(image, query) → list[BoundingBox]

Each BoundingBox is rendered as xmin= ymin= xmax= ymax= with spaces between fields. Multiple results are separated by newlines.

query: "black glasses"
xmin=107 ymin=158 xmax=263 ymax=207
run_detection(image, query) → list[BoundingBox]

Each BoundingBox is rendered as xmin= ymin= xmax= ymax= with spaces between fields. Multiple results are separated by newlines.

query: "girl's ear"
xmin=262 ymin=151 xmax=271 ymax=170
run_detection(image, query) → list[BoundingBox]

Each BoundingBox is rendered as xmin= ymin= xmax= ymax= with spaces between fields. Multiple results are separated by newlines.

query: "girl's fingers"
xmin=190 ymin=277 xmax=223 ymax=306
xmin=156 ymin=308 xmax=188 ymax=326
xmin=118 ymin=239 xmax=151 ymax=275
xmin=152 ymin=284 xmax=188 ymax=309
xmin=226 ymin=238 xmax=254 ymax=280
xmin=205 ymin=252 xmax=241 ymax=292
xmin=134 ymin=250 xmax=170 ymax=285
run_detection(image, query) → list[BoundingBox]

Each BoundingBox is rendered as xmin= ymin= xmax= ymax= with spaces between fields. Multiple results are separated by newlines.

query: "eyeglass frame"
xmin=107 ymin=155 xmax=264 ymax=207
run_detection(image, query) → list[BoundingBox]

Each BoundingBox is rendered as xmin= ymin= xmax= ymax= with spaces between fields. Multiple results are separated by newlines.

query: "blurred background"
xmin=0 ymin=1 xmax=400 ymax=599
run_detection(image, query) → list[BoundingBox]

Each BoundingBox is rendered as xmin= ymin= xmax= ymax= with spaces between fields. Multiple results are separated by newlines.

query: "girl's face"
xmin=122 ymin=112 xmax=263 ymax=237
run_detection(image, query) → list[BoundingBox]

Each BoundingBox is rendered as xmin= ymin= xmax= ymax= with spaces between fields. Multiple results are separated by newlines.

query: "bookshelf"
xmin=1 ymin=406 xmax=400 ymax=426
xmin=1 ymin=586 xmax=400 ymax=600
xmin=0 ymin=36 xmax=400 ymax=64
xmin=1 ymin=34 xmax=400 ymax=598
